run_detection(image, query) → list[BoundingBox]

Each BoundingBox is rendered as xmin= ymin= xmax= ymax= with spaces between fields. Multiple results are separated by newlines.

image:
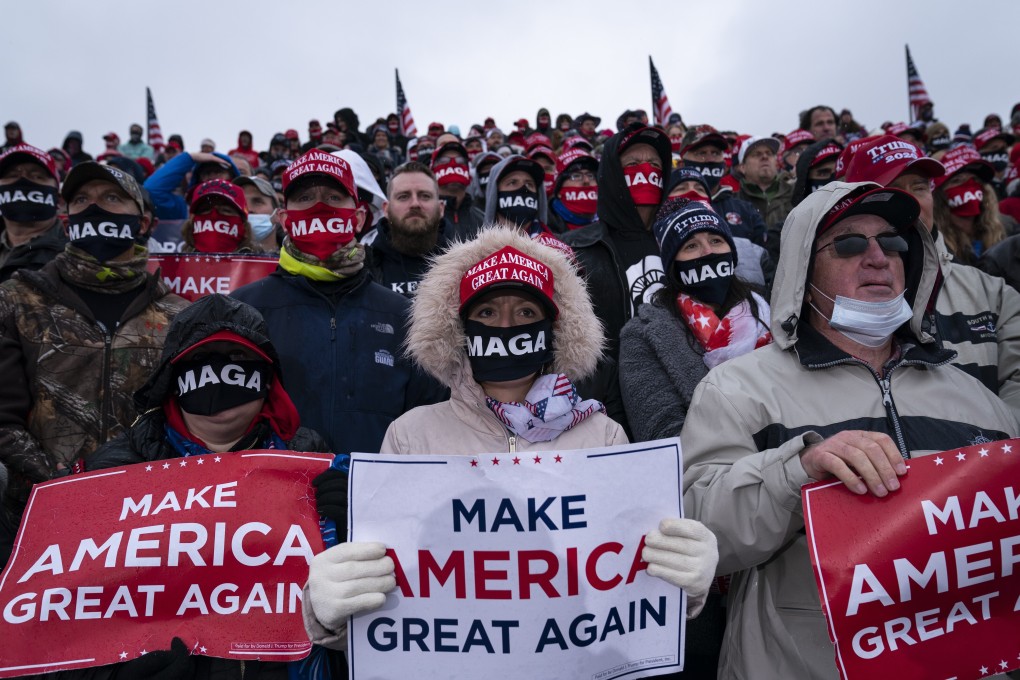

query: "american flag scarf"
xmin=486 ymin=373 xmax=605 ymax=443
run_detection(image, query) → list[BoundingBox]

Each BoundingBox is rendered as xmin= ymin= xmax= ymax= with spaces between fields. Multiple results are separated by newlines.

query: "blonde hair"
xmin=933 ymin=180 xmax=1005 ymax=264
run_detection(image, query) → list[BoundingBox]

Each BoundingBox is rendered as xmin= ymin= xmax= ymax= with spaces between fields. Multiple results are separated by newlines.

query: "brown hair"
xmin=933 ymin=180 xmax=1005 ymax=265
xmin=387 ymin=161 xmax=438 ymax=198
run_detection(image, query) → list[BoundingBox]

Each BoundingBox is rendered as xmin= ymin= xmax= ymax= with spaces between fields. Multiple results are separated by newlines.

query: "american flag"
xmin=905 ymin=45 xmax=931 ymax=123
xmin=395 ymin=69 xmax=418 ymax=138
xmin=146 ymin=87 xmax=165 ymax=152
xmin=649 ymin=56 xmax=674 ymax=127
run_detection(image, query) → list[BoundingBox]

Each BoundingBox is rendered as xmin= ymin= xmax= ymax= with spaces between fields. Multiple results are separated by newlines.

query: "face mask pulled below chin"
xmin=0 ymin=178 xmax=59 ymax=222
xmin=464 ymin=318 xmax=554 ymax=382
xmin=248 ymin=213 xmax=277 ymax=241
xmin=66 ymin=204 xmax=143 ymax=262
xmin=810 ymin=284 xmax=913 ymax=347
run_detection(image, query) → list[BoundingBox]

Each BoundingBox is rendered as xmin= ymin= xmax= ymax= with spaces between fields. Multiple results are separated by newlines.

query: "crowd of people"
xmin=2 ymin=98 xmax=1020 ymax=679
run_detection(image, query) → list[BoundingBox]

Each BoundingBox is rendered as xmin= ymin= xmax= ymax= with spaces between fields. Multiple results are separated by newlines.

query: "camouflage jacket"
xmin=0 ymin=260 xmax=188 ymax=508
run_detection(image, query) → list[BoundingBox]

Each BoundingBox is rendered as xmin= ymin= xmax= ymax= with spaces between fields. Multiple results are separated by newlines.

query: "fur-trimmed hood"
xmin=407 ymin=226 xmax=604 ymax=394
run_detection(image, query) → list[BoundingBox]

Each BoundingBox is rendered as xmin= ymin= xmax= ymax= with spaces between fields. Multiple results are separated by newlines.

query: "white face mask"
xmin=809 ymin=284 xmax=913 ymax=347
xmin=249 ymin=213 xmax=276 ymax=241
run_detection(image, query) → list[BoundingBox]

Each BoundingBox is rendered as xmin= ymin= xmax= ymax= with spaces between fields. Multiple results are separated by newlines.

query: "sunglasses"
xmin=815 ymin=232 xmax=908 ymax=257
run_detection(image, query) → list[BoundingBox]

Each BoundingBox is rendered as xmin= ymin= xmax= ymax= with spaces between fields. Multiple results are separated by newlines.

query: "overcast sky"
xmin=5 ymin=0 xmax=1019 ymax=155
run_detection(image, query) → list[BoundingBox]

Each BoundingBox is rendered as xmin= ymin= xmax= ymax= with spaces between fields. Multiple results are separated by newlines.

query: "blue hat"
xmin=652 ymin=197 xmax=737 ymax=271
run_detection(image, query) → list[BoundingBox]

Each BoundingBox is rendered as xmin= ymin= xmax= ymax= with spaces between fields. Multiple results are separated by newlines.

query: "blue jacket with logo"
xmin=232 ymin=268 xmax=448 ymax=454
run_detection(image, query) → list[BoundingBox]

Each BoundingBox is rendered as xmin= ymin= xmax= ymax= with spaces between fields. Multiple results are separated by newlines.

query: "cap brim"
xmin=622 ymin=127 xmax=672 ymax=162
xmin=171 ymin=330 xmax=272 ymax=364
xmin=504 ymin=157 xmax=546 ymax=188
xmin=838 ymin=188 xmax=920 ymax=231
xmin=459 ymin=282 xmax=558 ymax=319
xmin=0 ymin=151 xmax=54 ymax=180
xmin=60 ymin=163 xmax=124 ymax=203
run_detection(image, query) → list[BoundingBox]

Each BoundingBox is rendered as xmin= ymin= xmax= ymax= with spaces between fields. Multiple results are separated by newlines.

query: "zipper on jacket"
xmin=98 ymin=321 xmax=114 ymax=441
xmin=508 ymin=434 xmax=517 ymax=454
xmin=878 ymin=374 xmax=909 ymax=459
xmin=330 ymin=316 xmax=336 ymax=341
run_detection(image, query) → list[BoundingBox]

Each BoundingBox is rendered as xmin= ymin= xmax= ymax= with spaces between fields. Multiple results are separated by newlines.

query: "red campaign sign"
xmin=804 ymin=438 xmax=1020 ymax=680
xmin=147 ymin=254 xmax=278 ymax=301
xmin=0 ymin=450 xmax=332 ymax=678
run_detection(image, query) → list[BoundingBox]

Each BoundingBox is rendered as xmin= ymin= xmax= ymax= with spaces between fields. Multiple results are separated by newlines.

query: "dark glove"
xmin=115 ymin=637 xmax=194 ymax=680
xmin=313 ymin=467 xmax=348 ymax=527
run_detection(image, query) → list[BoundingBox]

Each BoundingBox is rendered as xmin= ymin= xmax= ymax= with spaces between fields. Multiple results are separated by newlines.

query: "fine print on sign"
xmin=0 ymin=450 xmax=332 ymax=678
xmin=804 ymin=438 xmax=1020 ymax=680
xmin=347 ymin=440 xmax=686 ymax=680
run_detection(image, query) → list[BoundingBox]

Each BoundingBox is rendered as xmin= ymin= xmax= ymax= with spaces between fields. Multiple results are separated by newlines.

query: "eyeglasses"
xmin=565 ymin=170 xmax=596 ymax=182
xmin=814 ymin=232 xmax=909 ymax=257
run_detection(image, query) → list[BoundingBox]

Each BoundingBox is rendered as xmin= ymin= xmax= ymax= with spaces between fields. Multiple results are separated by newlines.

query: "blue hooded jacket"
xmin=143 ymin=152 xmax=240 ymax=220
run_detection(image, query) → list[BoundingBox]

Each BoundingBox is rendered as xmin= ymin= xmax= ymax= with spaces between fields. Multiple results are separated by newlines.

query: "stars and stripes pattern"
xmin=396 ymin=69 xmax=418 ymax=138
xmin=484 ymin=373 xmax=606 ymax=443
xmin=905 ymin=45 xmax=931 ymax=123
xmin=649 ymin=56 xmax=674 ymax=127
xmin=146 ymin=87 xmax=165 ymax=152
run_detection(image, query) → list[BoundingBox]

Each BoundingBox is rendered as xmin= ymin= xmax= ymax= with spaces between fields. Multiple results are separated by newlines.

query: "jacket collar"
xmin=795 ymin=322 xmax=956 ymax=370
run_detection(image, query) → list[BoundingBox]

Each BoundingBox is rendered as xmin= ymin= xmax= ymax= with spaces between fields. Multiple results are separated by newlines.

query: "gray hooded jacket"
xmin=681 ymin=181 xmax=1019 ymax=679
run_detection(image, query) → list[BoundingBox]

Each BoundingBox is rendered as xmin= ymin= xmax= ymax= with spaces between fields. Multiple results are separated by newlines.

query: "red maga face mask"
xmin=433 ymin=158 xmax=471 ymax=187
xmin=944 ymin=179 xmax=984 ymax=217
xmin=543 ymin=172 xmax=556 ymax=199
xmin=623 ymin=163 xmax=663 ymax=206
xmin=284 ymin=203 xmax=359 ymax=260
xmin=560 ymin=186 xmax=598 ymax=216
xmin=191 ymin=209 xmax=245 ymax=253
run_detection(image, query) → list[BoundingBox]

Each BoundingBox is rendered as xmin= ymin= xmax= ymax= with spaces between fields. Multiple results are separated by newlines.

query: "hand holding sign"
xmin=800 ymin=430 xmax=907 ymax=497
xmin=642 ymin=518 xmax=718 ymax=617
xmin=307 ymin=542 xmax=396 ymax=635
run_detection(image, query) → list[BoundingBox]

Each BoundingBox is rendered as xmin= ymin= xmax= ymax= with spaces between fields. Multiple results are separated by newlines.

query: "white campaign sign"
xmin=347 ymin=439 xmax=686 ymax=680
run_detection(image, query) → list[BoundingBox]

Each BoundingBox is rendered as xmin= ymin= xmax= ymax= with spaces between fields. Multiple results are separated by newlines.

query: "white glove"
xmin=306 ymin=541 xmax=396 ymax=633
xmin=642 ymin=518 xmax=719 ymax=618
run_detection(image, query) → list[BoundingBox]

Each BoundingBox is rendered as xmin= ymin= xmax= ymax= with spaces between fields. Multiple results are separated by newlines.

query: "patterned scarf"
xmin=54 ymin=244 xmax=149 ymax=293
xmin=677 ymin=291 xmax=772 ymax=369
xmin=486 ymin=373 xmax=605 ymax=443
xmin=279 ymin=237 xmax=366 ymax=281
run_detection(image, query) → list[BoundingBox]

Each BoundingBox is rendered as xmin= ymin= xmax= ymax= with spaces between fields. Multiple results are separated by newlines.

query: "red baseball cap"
xmin=172 ymin=329 xmax=272 ymax=364
xmin=680 ymin=125 xmax=728 ymax=155
xmin=935 ymin=146 xmax=996 ymax=188
xmin=975 ymin=127 xmax=1016 ymax=151
xmin=783 ymin=129 xmax=815 ymax=154
xmin=0 ymin=143 xmax=59 ymax=182
xmin=459 ymin=245 xmax=558 ymax=319
xmin=843 ymin=135 xmax=944 ymax=186
xmin=285 ymin=129 xmax=299 ymax=141
xmin=561 ymin=135 xmax=594 ymax=153
xmin=809 ymin=143 xmax=845 ymax=169
xmin=556 ymin=147 xmax=597 ymax=175
xmin=281 ymin=150 xmax=357 ymax=197
xmin=834 ymin=137 xmax=872 ymax=179
xmin=190 ymin=178 xmax=249 ymax=215
xmin=818 ymin=186 xmax=920 ymax=236
xmin=103 ymin=132 xmax=120 ymax=142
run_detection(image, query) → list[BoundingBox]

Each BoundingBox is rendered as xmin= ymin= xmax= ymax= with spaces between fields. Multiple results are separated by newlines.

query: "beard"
xmin=388 ymin=207 xmax=443 ymax=256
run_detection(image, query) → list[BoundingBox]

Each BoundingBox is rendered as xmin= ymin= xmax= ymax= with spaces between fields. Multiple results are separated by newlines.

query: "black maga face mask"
xmin=496 ymin=187 xmax=539 ymax=227
xmin=672 ymin=251 xmax=735 ymax=306
xmin=981 ymin=151 xmax=1009 ymax=173
xmin=173 ymin=355 xmax=271 ymax=416
xmin=464 ymin=318 xmax=554 ymax=383
xmin=685 ymin=161 xmax=727 ymax=190
xmin=66 ymin=204 xmax=143 ymax=262
xmin=0 ymin=178 xmax=58 ymax=222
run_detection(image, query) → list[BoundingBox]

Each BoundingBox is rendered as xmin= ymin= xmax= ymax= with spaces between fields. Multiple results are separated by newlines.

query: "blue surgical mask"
xmin=248 ymin=213 xmax=276 ymax=241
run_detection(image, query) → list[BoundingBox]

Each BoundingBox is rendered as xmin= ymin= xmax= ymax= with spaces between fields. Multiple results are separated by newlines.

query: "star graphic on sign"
xmin=695 ymin=313 xmax=711 ymax=328
xmin=200 ymin=646 xmax=208 ymax=654
xmin=533 ymin=455 xmax=542 ymax=464
xmin=979 ymin=666 xmax=989 ymax=675
xmin=512 ymin=457 xmax=521 ymax=465
xmin=933 ymin=456 xmax=943 ymax=466
xmin=145 ymin=465 xmax=153 ymax=472
xmin=1004 ymin=444 xmax=1013 ymax=454
xmin=119 ymin=651 xmax=128 ymax=660
xmin=1001 ymin=661 xmax=1010 ymax=670
xmin=554 ymin=455 xmax=563 ymax=463
xmin=197 ymin=458 xmax=204 ymax=465
xmin=491 ymin=457 xmax=500 ymax=466
xmin=162 ymin=462 xmax=170 ymax=470
xmin=179 ymin=460 xmax=188 ymax=467
xmin=214 ymin=456 xmax=222 ymax=462
xmin=979 ymin=448 xmax=990 ymax=457
xmin=470 ymin=459 xmax=478 ymax=467
xmin=139 ymin=649 xmax=147 ymax=655
xmin=956 ymin=452 xmax=967 ymax=462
